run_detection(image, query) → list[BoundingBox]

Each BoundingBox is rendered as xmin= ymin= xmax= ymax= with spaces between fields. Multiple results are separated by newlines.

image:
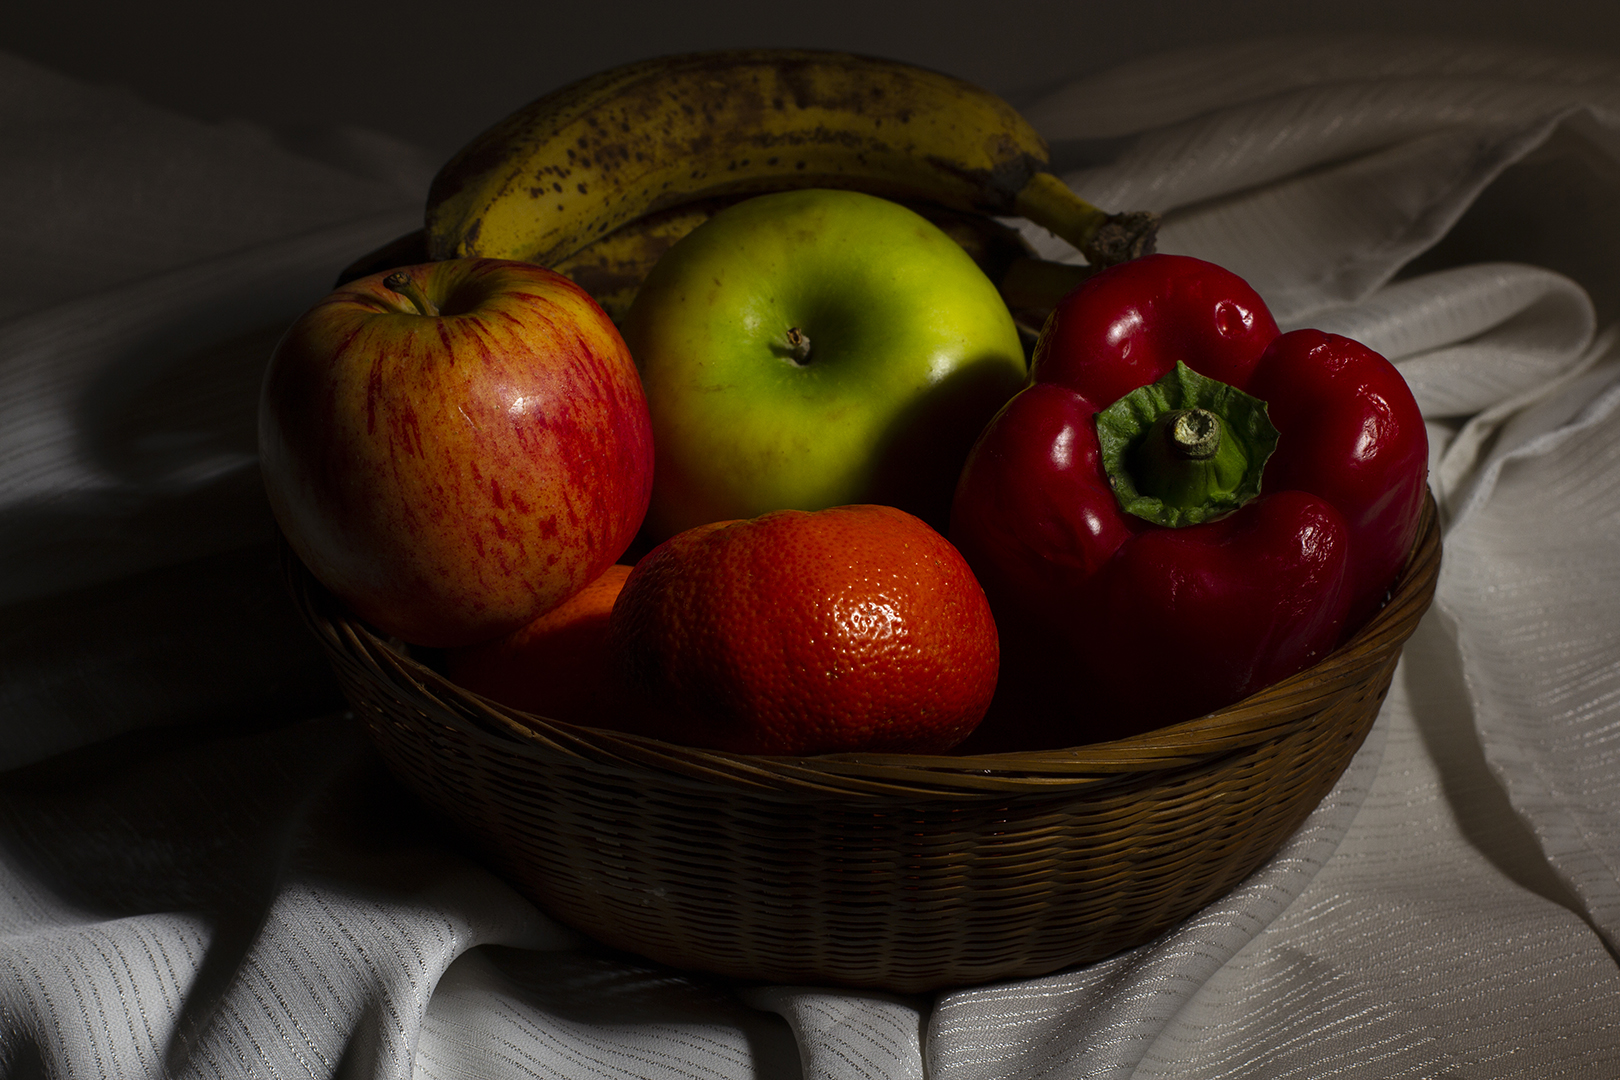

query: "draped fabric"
xmin=2 ymin=37 xmax=1618 ymax=1079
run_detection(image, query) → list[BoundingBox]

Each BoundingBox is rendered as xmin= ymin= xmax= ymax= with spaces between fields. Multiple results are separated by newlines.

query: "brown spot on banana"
xmin=549 ymin=197 xmax=746 ymax=322
xmin=427 ymin=50 xmax=1079 ymax=269
xmin=334 ymin=197 xmax=1095 ymax=331
xmin=548 ymin=195 xmax=1083 ymax=328
xmin=332 ymin=196 xmax=1088 ymax=335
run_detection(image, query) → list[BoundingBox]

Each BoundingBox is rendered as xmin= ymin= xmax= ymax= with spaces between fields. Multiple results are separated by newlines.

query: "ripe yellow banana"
xmin=337 ymin=199 xmax=1092 ymax=333
xmin=546 ymin=198 xmax=741 ymax=325
xmin=426 ymin=49 xmax=1156 ymax=270
xmin=546 ymin=196 xmax=1084 ymax=326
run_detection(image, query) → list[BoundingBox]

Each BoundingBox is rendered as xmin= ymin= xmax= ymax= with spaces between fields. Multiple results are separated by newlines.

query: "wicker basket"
xmin=287 ymin=493 xmax=1440 ymax=993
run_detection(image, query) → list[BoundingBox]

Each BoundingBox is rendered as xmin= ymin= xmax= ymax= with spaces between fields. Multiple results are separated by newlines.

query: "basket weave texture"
xmin=289 ymin=494 xmax=1440 ymax=993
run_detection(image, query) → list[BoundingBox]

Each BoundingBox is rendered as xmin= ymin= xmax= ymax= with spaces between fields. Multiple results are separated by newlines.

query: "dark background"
xmin=5 ymin=0 xmax=1618 ymax=164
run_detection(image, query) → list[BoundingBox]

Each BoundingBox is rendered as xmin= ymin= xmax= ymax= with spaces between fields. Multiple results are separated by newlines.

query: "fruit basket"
xmin=285 ymin=493 xmax=1439 ymax=993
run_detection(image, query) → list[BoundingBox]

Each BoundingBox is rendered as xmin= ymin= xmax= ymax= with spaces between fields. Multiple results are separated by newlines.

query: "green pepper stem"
xmin=1131 ymin=407 xmax=1250 ymax=511
xmin=1094 ymin=361 xmax=1279 ymax=528
xmin=1168 ymin=409 xmax=1221 ymax=460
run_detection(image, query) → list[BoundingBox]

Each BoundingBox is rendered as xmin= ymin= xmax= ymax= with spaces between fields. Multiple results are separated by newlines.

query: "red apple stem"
xmin=384 ymin=271 xmax=441 ymax=317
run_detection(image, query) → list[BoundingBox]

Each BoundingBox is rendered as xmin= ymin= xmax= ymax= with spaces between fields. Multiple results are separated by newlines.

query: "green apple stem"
xmin=784 ymin=327 xmax=812 ymax=365
xmin=384 ymin=271 xmax=441 ymax=317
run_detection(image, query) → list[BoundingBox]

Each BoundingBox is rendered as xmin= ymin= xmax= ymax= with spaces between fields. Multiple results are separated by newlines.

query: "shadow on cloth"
xmin=0 ymin=712 xmax=466 ymax=1074
xmin=1400 ymin=610 xmax=1616 ymax=960
xmin=0 ymin=541 xmax=346 ymax=770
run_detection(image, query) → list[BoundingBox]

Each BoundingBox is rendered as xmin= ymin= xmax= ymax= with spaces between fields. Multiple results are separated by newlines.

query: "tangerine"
xmin=606 ymin=504 xmax=999 ymax=755
xmin=446 ymin=563 xmax=635 ymax=729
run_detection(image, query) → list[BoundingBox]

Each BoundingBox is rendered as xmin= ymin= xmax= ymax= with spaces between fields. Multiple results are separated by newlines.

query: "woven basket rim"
xmin=290 ymin=492 xmax=1440 ymax=800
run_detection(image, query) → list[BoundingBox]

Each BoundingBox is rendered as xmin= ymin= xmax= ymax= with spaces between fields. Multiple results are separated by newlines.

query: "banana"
xmin=426 ymin=49 xmax=1156 ymax=271
xmin=546 ymin=195 xmax=1082 ymax=326
xmin=546 ymin=197 xmax=743 ymax=325
xmin=337 ymin=198 xmax=1092 ymax=333
xmin=335 ymin=230 xmax=428 ymax=286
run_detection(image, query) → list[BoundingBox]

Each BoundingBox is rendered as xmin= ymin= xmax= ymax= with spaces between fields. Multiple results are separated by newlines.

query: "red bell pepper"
xmin=950 ymin=254 xmax=1428 ymax=749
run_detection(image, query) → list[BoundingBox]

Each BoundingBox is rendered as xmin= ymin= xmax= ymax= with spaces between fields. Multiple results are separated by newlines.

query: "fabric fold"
xmin=0 ymin=715 xmax=569 ymax=1080
xmin=743 ymin=987 xmax=926 ymax=1080
xmin=927 ymin=719 xmax=1387 ymax=1080
xmin=1437 ymin=355 xmax=1620 ymax=954
xmin=0 ymin=207 xmax=422 ymax=607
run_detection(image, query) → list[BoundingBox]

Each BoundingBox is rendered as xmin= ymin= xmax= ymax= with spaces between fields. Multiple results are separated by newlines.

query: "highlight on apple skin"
xmin=259 ymin=257 xmax=654 ymax=649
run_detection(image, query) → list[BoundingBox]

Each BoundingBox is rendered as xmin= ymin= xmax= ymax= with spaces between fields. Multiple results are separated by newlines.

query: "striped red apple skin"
xmin=260 ymin=258 xmax=653 ymax=648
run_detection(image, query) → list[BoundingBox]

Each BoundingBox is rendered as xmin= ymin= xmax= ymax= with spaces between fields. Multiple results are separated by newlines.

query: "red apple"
xmin=259 ymin=258 xmax=653 ymax=648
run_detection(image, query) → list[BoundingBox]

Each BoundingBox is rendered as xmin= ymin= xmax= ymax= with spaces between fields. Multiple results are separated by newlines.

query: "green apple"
xmin=622 ymin=188 xmax=1028 ymax=540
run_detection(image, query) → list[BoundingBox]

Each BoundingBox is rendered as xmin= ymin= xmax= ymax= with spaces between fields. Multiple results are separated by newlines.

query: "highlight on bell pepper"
xmin=949 ymin=253 xmax=1429 ymax=750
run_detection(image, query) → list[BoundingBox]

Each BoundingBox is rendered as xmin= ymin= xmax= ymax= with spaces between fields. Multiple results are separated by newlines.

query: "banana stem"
xmin=999 ymin=257 xmax=1095 ymax=312
xmin=1012 ymin=172 xmax=1160 ymax=267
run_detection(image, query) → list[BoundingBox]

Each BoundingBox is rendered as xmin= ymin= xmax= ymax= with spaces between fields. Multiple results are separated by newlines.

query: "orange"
xmin=445 ymin=563 xmax=635 ymax=729
xmin=606 ymin=504 xmax=999 ymax=755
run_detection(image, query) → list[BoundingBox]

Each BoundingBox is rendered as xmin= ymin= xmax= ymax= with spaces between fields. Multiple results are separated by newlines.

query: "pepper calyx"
xmin=1095 ymin=360 xmax=1278 ymax=528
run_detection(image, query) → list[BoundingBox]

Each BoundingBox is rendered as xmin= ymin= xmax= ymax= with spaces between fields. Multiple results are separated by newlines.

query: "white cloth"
xmin=2 ymin=35 xmax=1619 ymax=1079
